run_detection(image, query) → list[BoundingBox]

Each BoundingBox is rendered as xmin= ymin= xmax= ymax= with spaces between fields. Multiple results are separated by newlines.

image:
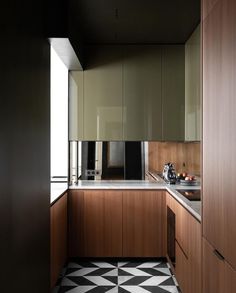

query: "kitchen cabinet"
xmin=69 ymin=71 xmax=84 ymax=140
xmin=123 ymin=190 xmax=166 ymax=257
xmin=185 ymin=25 xmax=201 ymax=141
xmin=162 ymin=45 xmax=185 ymax=141
xmin=166 ymin=192 xmax=201 ymax=293
xmin=69 ymin=45 xmax=185 ymax=141
xmin=69 ymin=190 xmax=122 ymax=257
xmin=69 ymin=189 xmax=166 ymax=257
xmin=203 ymin=0 xmax=236 ymax=270
xmin=50 ymin=193 xmax=68 ymax=289
xmin=83 ymin=46 xmax=123 ymax=140
xmin=123 ymin=46 xmax=162 ymax=140
xmin=202 ymin=238 xmax=236 ymax=293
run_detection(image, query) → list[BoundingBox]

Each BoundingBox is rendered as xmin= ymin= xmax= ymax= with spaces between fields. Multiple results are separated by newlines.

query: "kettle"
xmin=162 ymin=162 xmax=176 ymax=184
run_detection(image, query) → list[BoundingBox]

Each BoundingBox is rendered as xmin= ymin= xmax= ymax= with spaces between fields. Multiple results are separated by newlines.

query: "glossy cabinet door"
xmin=203 ymin=238 xmax=236 ymax=293
xmin=51 ymin=193 xmax=68 ymax=289
xmin=123 ymin=46 xmax=162 ymax=140
xmin=69 ymin=71 xmax=84 ymax=140
xmin=83 ymin=46 xmax=123 ymax=140
xmin=203 ymin=0 xmax=236 ymax=269
xmin=123 ymin=190 xmax=166 ymax=257
xmin=162 ymin=45 xmax=185 ymax=141
xmin=185 ymin=25 xmax=201 ymax=141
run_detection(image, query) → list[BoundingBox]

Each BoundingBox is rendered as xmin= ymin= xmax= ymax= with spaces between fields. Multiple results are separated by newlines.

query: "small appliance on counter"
xmin=162 ymin=162 xmax=177 ymax=184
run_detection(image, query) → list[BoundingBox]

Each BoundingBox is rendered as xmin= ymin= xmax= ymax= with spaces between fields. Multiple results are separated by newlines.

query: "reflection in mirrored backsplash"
xmin=69 ymin=141 xmax=148 ymax=184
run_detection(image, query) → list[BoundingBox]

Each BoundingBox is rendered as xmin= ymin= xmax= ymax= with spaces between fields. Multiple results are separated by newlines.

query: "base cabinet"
xmin=123 ymin=190 xmax=166 ymax=257
xmin=69 ymin=190 xmax=166 ymax=257
xmin=203 ymin=238 xmax=236 ymax=293
xmin=166 ymin=192 xmax=201 ymax=293
xmin=50 ymin=193 xmax=68 ymax=289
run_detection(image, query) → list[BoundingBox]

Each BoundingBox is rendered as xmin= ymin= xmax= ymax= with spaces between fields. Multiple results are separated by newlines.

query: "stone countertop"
xmin=69 ymin=177 xmax=201 ymax=222
xmin=50 ymin=182 xmax=68 ymax=205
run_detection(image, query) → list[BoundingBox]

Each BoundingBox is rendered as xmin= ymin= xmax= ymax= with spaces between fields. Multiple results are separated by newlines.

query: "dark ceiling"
xmin=73 ymin=0 xmax=200 ymax=44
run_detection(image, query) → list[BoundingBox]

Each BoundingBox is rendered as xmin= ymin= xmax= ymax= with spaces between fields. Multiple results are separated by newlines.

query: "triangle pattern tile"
xmin=67 ymin=268 xmax=99 ymax=276
xmin=158 ymin=277 xmax=176 ymax=286
xmin=159 ymin=286 xmax=180 ymax=293
xmin=119 ymin=268 xmax=151 ymax=276
xmin=61 ymin=277 xmax=79 ymax=287
xmin=154 ymin=268 xmax=172 ymax=276
xmin=141 ymin=286 xmax=173 ymax=293
xmin=139 ymin=276 xmax=171 ymax=286
xmin=118 ymin=276 xmax=135 ymax=285
xmin=58 ymin=286 xmax=77 ymax=293
xmin=102 ymin=268 xmax=118 ymax=276
xmin=67 ymin=276 xmax=97 ymax=286
xmin=66 ymin=286 xmax=97 ymax=293
xmin=121 ymin=276 xmax=151 ymax=286
xmin=137 ymin=262 xmax=161 ymax=268
xmin=84 ymin=276 xmax=117 ymax=286
xmin=92 ymin=261 xmax=117 ymax=268
xmin=138 ymin=268 xmax=169 ymax=276
xmin=119 ymin=286 xmax=150 ymax=293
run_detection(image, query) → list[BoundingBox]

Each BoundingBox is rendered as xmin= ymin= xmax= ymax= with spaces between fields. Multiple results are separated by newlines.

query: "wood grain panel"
xmin=51 ymin=193 xmax=68 ymax=289
xmin=83 ymin=190 xmax=122 ymax=257
xmin=68 ymin=190 xmax=84 ymax=257
xmin=202 ymin=0 xmax=219 ymax=20
xmin=203 ymin=0 xmax=236 ymax=269
xmin=175 ymin=241 xmax=189 ymax=293
xmin=123 ymin=190 xmax=166 ymax=257
xmin=148 ymin=141 xmax=200 ymax=175
xmin=202 ymin=238 xmax=236 ymax=293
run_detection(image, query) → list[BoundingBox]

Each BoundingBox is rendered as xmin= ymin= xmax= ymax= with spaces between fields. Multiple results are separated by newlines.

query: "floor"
xmin=53 ymin=259 xmax=181 ymax=293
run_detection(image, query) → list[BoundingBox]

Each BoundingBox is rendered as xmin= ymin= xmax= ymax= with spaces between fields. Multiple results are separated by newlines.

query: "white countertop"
xmin=50 ymin=173 xmax=201 ymax=221
xmin=50 ymin=182 xmax=68 ymax=204
xmin=68 ymin=178 xmax=201 ymax=222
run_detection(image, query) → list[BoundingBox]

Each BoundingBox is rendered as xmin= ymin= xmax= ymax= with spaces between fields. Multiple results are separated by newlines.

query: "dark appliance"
xmin=124 ymin=142 xmax=144 ymax=180
xmin=167 ymin=206 xmax=176 ymax=267
xmin=163 ymin=162 xmax=177 ymax=184
xmin=176 ymin=189 xmax=201 ymax=201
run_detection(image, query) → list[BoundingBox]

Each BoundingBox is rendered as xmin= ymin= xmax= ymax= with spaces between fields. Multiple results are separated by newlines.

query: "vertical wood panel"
xmin=51 ymin=193 xmax=68 ymax=289
xmin=123 ymin=190 xmax=165 ymax=257
xmin=148 ymin=141 xmax=200 ymax=175
xmin=203 ymin=0 xmax=236 ymax=269
xmin=68 ymin=190 xmax=84 ymax=257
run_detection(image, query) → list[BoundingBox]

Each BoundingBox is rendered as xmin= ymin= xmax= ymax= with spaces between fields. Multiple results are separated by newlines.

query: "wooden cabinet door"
xmin=175 ymin=241 xmax=189 ymax=293
xmin=68 ymin=190 xmax=84 ymax=257
xmin=51 ymin=193 xmax=68 ymax=289
xmin=123 ymin=190 xmax=166 ymax=257
xmin=203 ymin=238 xmax=236 ymax=293
xmin=203 ymin=0 xmax=236 ymax=269
xmin=123 ymin=46 xmax=162 ymax=140
xmin=83 ymin=46 xmax=123 ymax=140
xmin=162 ymin=45 xmax=185 ymax=141
xmin=83 ymin=190 xmax=122 ymax=257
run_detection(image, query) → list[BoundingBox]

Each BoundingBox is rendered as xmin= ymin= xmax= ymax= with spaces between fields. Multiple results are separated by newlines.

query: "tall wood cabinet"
xmin=203 ymin=0 xmax=236 ymax=291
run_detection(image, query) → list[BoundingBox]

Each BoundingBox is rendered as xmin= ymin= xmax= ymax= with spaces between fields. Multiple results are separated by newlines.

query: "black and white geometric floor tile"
xmin=53 ymin=260 xmax=181 ymax=293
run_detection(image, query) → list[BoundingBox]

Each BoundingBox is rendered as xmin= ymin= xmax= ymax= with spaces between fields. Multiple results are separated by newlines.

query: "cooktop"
xmin=176 ymin=189 xmax=201 ymax=201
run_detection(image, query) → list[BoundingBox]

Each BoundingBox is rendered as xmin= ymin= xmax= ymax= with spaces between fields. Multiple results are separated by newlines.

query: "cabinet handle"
xmin=213 ymin=249 xmax=225 ymax=261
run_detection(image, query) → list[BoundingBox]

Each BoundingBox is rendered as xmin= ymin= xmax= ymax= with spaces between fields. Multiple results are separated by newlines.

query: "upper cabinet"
xmin=83 ymin=46 xmax=123 ymax=140
xmin=123 ymin=46 xmax=162 ymax=140
xmin=185 ymin=25 xmax=201 ymax=141
xmin=69 ymin=45 xmax=186 ymax=141
xmin=162 ymin=46 xmax=185 ymax=141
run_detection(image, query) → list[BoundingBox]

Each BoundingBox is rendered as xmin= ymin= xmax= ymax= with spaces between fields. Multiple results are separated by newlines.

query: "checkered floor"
xmin=53 ymin=259 xmax=181 ymax=293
